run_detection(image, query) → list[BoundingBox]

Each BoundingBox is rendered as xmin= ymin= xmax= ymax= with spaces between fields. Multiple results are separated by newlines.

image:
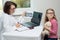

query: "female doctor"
xmin=2 ymin=1 xmax=21 ymax=31
xmin=0 ymin=1 xmax=21 ymax=40
xmin=0 ymin=1 xmax=27 ymax=40
xmin=1 ymin=1 xmax=23 ymax=40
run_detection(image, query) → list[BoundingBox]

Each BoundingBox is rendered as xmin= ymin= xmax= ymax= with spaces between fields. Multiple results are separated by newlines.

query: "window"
xmin=0 ymin=0 xmax=3 ymax=15
xmin=0 ymin=0 xmax=2 ymax=10
xmin=11 ymin=0 xmax=31 ymax=8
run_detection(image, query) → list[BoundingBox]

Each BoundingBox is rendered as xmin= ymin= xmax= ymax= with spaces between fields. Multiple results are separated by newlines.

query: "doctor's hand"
xmin=21 ymin=11 xmax=26 ymax=16
xmin=16 ymin=23 xmax=21 ymax=28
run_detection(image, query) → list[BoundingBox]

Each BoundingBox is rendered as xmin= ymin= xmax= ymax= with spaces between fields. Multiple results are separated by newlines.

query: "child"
xmin=43 ymin=8 xmax=58 ymax=40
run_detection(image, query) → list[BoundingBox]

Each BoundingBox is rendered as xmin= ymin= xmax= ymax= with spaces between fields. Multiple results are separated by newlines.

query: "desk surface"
xmin=3 ymin=25 xmax=43 ymax=37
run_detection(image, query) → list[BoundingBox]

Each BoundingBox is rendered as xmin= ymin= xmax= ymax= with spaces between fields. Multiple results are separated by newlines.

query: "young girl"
xmin=44 ymin=8 xmax=58 ymax=40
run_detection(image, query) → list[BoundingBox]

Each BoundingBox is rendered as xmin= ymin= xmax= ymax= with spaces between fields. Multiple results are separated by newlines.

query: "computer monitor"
xmin=31 ymin=11 xmax=43 ymax=26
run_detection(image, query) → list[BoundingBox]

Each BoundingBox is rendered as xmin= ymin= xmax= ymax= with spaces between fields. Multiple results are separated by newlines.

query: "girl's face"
xmin=46 ymin=10 xmax=54 ymax=19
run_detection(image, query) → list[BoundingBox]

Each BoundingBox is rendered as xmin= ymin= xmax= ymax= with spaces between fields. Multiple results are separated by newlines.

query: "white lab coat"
xmin=3 ymin=13 xmax=17 ymax=32
xmin=0 ymin=13 xmax=17 ymax=40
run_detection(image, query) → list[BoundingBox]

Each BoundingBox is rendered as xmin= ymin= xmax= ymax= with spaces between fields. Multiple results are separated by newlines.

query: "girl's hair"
xmin=44 ymin=8 xmax=57 ymax=23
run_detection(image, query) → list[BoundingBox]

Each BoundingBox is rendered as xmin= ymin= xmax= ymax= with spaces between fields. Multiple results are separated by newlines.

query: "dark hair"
xmin=3 ymin=1 xmax=17 ymax=15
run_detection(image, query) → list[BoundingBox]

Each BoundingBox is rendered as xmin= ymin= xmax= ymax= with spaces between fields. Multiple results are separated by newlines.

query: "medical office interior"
xmin=0 ymin=0 xmax=60 ymax=40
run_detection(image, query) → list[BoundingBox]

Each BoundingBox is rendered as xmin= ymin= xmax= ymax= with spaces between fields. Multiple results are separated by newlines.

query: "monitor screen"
xmin=31 ymin=11 xmax=43 ymax=25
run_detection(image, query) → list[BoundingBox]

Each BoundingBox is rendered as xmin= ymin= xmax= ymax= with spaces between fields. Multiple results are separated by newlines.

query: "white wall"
xmin=31 ymin=0 xmax=60 ymax=37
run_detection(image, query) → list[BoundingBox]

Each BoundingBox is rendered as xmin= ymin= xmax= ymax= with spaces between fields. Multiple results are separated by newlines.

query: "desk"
xmin=3 ymin=25 xmax=43 ymax=40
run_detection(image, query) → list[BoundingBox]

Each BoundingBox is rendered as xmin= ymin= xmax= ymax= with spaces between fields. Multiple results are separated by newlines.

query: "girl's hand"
xmin=44 ymin=26 xmax=50 ymax=31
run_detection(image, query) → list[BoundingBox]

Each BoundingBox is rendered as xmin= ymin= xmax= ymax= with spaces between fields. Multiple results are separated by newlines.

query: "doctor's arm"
xmin=3 ymin=17 xmax=21 ymax=32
